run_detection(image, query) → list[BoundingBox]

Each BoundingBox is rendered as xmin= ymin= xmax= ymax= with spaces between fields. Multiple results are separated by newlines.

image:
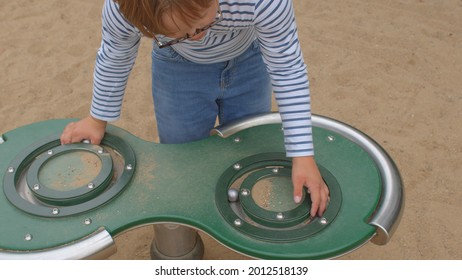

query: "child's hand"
xmin=60 ymin=115 xmax=107 ymax=145
xmin=292 ymin=156 xmax=330 ymax=217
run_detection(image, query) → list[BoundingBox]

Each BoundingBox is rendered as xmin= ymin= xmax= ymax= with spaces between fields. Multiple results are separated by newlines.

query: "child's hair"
xmin=115 ymin=0 xmax=215 ymax=38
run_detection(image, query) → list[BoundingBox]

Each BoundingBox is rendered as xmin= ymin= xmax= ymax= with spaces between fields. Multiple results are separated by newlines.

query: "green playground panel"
xmin=0 ymin=119 xmax=381 ymax=259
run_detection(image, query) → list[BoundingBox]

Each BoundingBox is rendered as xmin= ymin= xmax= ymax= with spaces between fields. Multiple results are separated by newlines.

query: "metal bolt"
xmin=241 ymin=189 xmax=250 ymax=196
xmin=87 ymin=182 xmax=94 ymax=189
xmin=47 ymin=149 xmax=53 ymax=155
xmin=234 ymin=219 xmax=242 ymax=227
xmin=272 ymin=168 xmax=279 ymax=174
xmin=320 ymin=217 xmax=328 ymax=225
xmin=24 ymin=234 xmax=33 ymax=241
xmin=227 ymin=189 xmax=239 ymax=202
xmin=8 ymin=167 xmax=14 ymax=173
xmin=33 ymin=184 xmax=40 ymax=190
xmin=327 ymin=135 xmax=335 ymax=142
xmin=52 ymin=208 xmax=59 ymax=215
xmin=84 ymin=218 xmax=92 ymax=225
xmin=233 ymin=163 xmax=241 ymax=170
xmin=126 ymin=164 xmax=133 ymax=170
xmin=233 ymin=137 xmax=241 ymax=143
xmin=276 ymin=212 xmax=285 ymax=220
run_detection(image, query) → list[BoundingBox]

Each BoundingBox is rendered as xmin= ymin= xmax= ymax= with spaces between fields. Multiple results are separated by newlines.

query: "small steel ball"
xmin=227 ymin=188 xmax=239 ymax=202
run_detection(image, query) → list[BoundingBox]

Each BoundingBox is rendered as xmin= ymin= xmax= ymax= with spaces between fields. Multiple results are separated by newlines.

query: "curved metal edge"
xmin=212 ymin=113 xmax=404 ymax=245
xmin=211 ymin=112 xmax=282 ymax=137
xmin=312 ymin=115 xmax=404 ymax=245
xmin=0 ymin=227 xmax=116 ymax=260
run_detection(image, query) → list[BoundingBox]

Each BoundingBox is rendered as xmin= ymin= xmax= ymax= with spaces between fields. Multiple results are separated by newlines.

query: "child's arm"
xmin=61 ymin=0 xmax=141 ymax=144
xmin=90 ymin=0 xmax=142 ymax=123
xmin=254 ymin=0 xmax=329 ymax=216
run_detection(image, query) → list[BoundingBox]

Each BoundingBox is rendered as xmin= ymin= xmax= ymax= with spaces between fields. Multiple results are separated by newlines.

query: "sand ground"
xmin=0 ymin=0 xmax=461 ymax=259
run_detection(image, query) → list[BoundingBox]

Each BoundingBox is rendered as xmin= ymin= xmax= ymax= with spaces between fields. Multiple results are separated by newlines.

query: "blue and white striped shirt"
xmin=92 ymin=0 xmax=314 ymax=157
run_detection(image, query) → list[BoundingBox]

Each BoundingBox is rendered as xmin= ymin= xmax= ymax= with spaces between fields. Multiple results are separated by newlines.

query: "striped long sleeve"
xmin=90 ymin=0 xmax=141 ymax=121
xmin=254 ymin=0 xmax=313 ymax=157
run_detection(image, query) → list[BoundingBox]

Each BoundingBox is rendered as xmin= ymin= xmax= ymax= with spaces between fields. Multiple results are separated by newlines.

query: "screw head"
xmin=24 ymin=234 xmax=33 ymax=241
xmin=84 ymin=218 xmax=92 ymax=225
xmin=327 ymin=135 xmax=335 ymax=142
xmin=241 ymin=189 xmax=250 ymax=196
xmin=233 ymin=137 xmax=241 ymax=143
xmin=233 ymin=163 xmax=241 ymax=170
xmin=276 ymin=212 xmax=285 ymax=220
xmin=97 ymin=148 xmax=104 ymax=154
xmin=87 ymin=182 xmax=94 ymax=189
xmin=234 ymin=219 xmax=242 ymax=227
xmin=7 ymin=167 xmax=14 ymax=173
xmin=51 ymin=208 xmax=60 ymax=215
xmin=126 ymin=164 xmax=133 ymax=170
xmin=320 ymin=217 xmax=328 ymax=225
xmin=272 ymin=168 xmax=279 ymax=174
xmin=33 ymin=184 xmax=40 ymax=190
xmin=47 ymin=150 xmax=53 ymax=155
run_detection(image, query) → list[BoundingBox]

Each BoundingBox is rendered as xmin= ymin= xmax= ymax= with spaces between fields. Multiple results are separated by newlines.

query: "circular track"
xmin=3 ymin=133 xmax=136 ymax=217
xmin=215 ymin=152 xmax=342 ymax=242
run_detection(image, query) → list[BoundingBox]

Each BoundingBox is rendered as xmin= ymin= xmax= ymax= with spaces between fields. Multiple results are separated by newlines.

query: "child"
xmin=60 ymin=0 xmax=329 ymax=258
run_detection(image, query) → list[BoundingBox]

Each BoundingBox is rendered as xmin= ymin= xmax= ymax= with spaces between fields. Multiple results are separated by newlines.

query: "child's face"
xmin=161 ymin=0 xmax=220 ymax=41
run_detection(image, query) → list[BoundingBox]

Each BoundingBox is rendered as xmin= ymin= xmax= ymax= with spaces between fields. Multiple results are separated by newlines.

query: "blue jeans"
xmin=151 ymin=41 xmax=272 ymax=144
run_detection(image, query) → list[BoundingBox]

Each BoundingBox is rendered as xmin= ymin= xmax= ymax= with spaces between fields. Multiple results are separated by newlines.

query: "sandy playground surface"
xmin=0 ymin=0 xmax=461 ymax=259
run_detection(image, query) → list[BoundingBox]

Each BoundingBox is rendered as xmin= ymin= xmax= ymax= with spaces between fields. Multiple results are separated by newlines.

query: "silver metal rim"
xmin=0 ymin=227 xmax=116 ymax=260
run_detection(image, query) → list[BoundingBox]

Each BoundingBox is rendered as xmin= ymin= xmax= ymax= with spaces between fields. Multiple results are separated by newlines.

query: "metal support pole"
xmin=150 ymin=223 xmax=204 ymax=260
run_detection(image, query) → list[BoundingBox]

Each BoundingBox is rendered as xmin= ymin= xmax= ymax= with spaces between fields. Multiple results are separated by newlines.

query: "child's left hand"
xmin=292 ymin=156 xmax=330 ymax=217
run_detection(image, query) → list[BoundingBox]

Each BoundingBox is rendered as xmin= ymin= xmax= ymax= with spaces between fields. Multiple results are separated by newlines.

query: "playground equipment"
xmin=0 ymin=113 xmax=403 ymax=259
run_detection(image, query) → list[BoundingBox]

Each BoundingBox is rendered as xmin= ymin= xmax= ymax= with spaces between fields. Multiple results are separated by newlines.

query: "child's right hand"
xmin=60 ymin=115 xmax=107 ymax=145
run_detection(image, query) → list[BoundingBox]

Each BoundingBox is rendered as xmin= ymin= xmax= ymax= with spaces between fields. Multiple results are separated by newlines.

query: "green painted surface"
xmin=0 ymin=119 xmax=381 ymax=259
